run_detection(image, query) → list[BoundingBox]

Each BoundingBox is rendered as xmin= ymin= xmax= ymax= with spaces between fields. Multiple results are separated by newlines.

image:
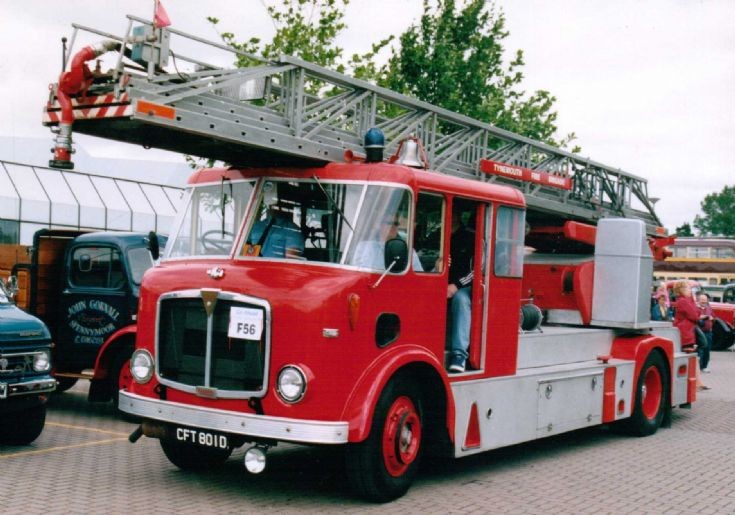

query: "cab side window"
xmin=414 ymin=192 xmax=445 ymax=273
xmin=494 ymin=206 xmax=525 ymax=278
xmin=70 ymin=246 xmax=125 ymax=289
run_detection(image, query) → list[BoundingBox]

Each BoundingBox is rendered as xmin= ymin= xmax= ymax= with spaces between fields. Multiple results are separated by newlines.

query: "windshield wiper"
xmin=312 ymin=174 xmax=354 ymax=232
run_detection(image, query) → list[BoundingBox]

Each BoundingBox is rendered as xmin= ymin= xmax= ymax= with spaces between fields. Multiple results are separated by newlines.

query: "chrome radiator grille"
xmin=156 ymin=290 xmax=270 ymax=399
xmin=0 ymin=351 xmax=33 ymax=376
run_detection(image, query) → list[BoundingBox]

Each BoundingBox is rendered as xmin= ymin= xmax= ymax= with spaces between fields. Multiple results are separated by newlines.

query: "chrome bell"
xmin=395 ymin=138 xmax=425 ymax=168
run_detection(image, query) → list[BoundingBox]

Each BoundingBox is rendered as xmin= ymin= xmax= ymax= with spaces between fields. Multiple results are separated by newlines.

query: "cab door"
xmin=56 ymin=244 xmax=133 ymax=371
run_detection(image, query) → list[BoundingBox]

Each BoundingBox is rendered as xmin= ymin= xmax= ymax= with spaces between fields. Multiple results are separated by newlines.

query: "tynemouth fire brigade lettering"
xmin=67 ymin=299 xmax=121 ymax=344
xmin=480 ymin=159 xmax=573 ymax=191
xmin=494 ymin=163 xmax=523 ymax=177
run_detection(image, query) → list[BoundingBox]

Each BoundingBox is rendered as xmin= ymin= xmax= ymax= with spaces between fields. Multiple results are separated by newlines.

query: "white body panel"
xmin=450 ymin=324 xmax=691 ymax=458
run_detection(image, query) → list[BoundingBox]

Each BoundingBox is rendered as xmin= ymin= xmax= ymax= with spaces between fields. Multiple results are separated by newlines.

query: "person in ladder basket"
xmin=447 ymin=204 xmax=475 ymax=373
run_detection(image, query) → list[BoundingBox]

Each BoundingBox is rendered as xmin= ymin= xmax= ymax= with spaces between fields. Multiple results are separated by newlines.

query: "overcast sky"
xmin=0 ymin=0 xmax=732 ymax=231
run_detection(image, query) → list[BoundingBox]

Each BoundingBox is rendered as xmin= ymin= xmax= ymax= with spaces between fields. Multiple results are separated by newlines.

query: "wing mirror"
xmin=384 ymin=238 xmax=408 ymax=273
xmin=147 ymin=231 xmax=160 ymax=261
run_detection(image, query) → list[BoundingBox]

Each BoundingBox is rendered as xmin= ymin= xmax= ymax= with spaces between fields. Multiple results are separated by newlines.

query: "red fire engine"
xmin=43 ymin=16 xmax=695 ymax=502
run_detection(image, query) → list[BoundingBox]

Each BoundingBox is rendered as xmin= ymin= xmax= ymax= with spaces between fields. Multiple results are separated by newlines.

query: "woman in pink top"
xmin=672 ymin=281 xmax=709 ymax=390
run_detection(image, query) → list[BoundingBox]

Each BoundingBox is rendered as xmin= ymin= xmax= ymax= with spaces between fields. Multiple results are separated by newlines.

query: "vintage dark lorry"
xmin=0 ymin=229 xmax=162 ymax=404
xmin=0 ymin=278 xmax=56 ymax=444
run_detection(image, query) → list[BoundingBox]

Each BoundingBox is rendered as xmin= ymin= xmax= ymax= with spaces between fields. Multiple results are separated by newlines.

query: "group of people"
xmin=653 ymin=281 xmax=714 ymax=390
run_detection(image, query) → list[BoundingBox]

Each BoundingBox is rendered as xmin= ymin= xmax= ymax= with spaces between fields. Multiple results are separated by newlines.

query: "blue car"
xmin=0 ymin=279 xmax=56 ymax=445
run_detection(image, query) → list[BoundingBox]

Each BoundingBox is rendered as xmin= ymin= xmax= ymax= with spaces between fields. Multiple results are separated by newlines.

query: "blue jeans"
xmin=698 ymin=330 xmax=712 ymax=369
xmin=450 ymin=286 xmax=472 ymax=362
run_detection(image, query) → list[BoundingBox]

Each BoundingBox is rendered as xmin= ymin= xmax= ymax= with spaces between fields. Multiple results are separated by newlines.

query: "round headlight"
xmin=33 ymin=350 xmax=51 ymax=372
xmin=130 ymin=349 xmax=154 ymax=384
xmin=277 ymin=366 xmax=306 ymax=403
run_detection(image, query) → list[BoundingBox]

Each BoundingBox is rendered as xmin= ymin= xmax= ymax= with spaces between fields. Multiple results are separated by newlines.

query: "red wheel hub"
xmin=641 ymin=365 xmax=662 ymax=420
xmin=382 ymin=396 xmax=421 ymax=477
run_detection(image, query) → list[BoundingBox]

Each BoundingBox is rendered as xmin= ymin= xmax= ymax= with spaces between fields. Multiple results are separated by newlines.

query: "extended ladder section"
xmin=43 ymin=15 xmax=663 ymax=233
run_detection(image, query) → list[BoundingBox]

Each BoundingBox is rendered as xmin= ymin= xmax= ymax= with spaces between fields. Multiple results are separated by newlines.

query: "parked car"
xmin=0 ymin=279 xmax=56 ymax=444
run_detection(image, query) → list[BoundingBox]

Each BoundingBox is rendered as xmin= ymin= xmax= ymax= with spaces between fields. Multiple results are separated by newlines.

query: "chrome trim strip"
xmin=0 ymin=378 xmax=56 ymax=399
xmin=119 ymin=390 xmax=348 ymax=444
xmin=204 ymin=309 xmax=213 ymax=386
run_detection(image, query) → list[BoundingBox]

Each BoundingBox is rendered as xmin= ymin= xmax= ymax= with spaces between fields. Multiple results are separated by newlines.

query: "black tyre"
xmin=620 ymin=351 xmax=668 ymax=436
xmin=0 ymin=404 xmax=46 ymax=445
xmin=712 ymin=318 xmax=734 ymax=351
xmin=345 ymin=377 xmax=423 ymax=502
xmin=160 ymin=438 xmax=233 ymax=471
xmin=54 ymin=376 xmax=78 ymax=393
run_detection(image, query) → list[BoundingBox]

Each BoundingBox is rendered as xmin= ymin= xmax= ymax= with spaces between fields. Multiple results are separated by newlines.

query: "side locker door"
xmin=56 ymin=245 xmax=130 ymax=372
xmin=468 ymin=203 xmax=490 ymax=370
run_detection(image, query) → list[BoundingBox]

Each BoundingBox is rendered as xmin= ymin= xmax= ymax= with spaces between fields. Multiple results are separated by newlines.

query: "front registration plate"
xmin=174 ymin=426 xmax=229 ymax=449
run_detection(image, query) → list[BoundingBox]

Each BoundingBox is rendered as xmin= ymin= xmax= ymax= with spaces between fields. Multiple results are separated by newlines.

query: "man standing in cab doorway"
xmin=447 ymin=204 xmax=475 ymax=373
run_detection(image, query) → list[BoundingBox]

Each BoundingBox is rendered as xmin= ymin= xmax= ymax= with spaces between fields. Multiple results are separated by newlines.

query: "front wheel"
xmin=620 ymin=351 xmax=669 ymax=436
xmin=345 ymin=377 xmax=423 ymax=502
xmin=160 ymin=439 xmax=233 ymax=471
xmin=0 ymin=404 xmax=47 ymax=445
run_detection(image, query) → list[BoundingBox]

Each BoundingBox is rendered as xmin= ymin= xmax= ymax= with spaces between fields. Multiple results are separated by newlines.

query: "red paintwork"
xmin=463 ymin=403 xmax=481 ymax=449
xmin=528 ymin=222 xmax=596 ymax=248
xmin=602 ymin=367 xmax=617 ymax=423
xmin=641 ymin=365 xmax=663 ymax=420
xmin=609 ymin=334 xmax=674 ymax=408
xmin=382 ymin=395 xmax=422 ymax=477
xmin=468 ymin=206 xmax=488 ymax=370
xmin=649 ymin=235 xmax=675 ymax=261
xmin=92 ymin=324 xmax=137 ymax=380
xmin=522 ymin=259 xmax=595 ymax=324
xmin=564 ymin=222 xmax=597 ymax=246
xmin=687 ymin=356 xmax=697 ymax=403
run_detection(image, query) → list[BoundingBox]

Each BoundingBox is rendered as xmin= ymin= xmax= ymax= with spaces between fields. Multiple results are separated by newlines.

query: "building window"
xmin=0 ymin=219 xmax=19 ymax=244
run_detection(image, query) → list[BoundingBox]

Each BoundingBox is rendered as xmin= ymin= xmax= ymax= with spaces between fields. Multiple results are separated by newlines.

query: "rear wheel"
xmin=160 ymin=439 xmax=233 ymax=471
xmin=621 ymin=351 xmax=668 ymax=436
xmin=345 ymin=377 xmax=423 ymax=502
xmin=0 ymin=404 xmax=47 ymax=445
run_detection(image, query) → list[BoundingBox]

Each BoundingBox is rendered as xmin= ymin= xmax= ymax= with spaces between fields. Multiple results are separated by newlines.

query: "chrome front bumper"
xmin=0 ymin=378 xmax=56 ymax=399
xmin=118 ymin=390 xmax=349 ymax=444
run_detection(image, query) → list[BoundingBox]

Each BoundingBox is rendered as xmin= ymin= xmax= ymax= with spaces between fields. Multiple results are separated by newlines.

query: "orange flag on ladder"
xmin=154 ymin=0 xmax=172 ymax=28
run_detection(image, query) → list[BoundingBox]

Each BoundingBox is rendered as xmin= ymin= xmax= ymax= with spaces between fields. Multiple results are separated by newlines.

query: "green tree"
xmin=208 ymin=0 xmax=348 ymax=70
xmin=208 ymin=0 xmax=575 ymax=149
xmin=693 ymin=186 xmax=735 ymax=237
xmin=675 ymin=222 xmax=693 ymax=237
xmin=375 ymin=0 xmax=576 ymax=149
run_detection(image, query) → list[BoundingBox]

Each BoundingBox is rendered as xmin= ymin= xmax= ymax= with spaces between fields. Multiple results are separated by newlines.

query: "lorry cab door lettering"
xmin=57 ymin=245 xmax=132 ymax=370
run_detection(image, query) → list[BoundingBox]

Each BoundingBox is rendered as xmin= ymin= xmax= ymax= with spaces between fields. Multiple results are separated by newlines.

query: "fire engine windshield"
xmin=238 ymin=179 xmax=414 ymax=269
xmin=167 ymin=180 xmax=255 ymax=258
xmin=240 ymin=179 xmax=362 ymax=262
